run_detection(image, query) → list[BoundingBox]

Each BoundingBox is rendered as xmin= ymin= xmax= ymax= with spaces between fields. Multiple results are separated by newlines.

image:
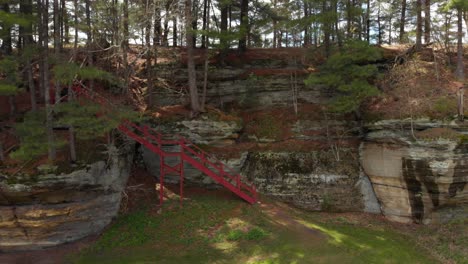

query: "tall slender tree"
xmin=40 ymin=0 xmax=57 ymax=160
xmin=186 ymin=0 xmax=201 ymax=113
xmin=399 ymin=0 xmax=406 ymax=43
xmin=0 ymin=3 xmax=12 ymax=55
xmin=123 ymin=0 xmax=130 ymax=90
xmin=145 ymin=0 xmax=155 ymax=107
xmin=238 ymin=0 xmax=249 ymax=51
xmin=453 ymin=1 xmax=465 ymax=81
xmin=424 ymin=0 xmax=430 ymax=43
xmin=85 ymin=0 xmax=94 ymax=90
xmin=416 ymin=0 xmax=423 ymax=49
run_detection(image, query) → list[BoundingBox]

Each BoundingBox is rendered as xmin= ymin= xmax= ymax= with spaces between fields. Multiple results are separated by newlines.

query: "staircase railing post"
xmin=159 ymin=155 xmax=164 ymax=206
xmin=179 ymin=138 xmax=184 ymax=206
xmin=219 ymin=163 xmax=224 ymax=179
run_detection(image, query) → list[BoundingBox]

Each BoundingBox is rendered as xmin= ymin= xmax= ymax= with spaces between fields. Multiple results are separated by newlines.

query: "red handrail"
xmin=74 ymin=85 xmax=257 ymax=204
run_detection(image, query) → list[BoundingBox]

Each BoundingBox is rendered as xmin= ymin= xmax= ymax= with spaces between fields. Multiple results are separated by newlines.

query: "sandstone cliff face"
xmin=0 ymin=145 xmax=133 ymax=252
xmin=139 ymin=111 xmax=380 ymax=213
xmin=243 ymin=151 xmax=378 ymax=212
xmin=361 ymin=121 xmax=468 ymax=224
xmin=137 ymin=49 xmax=381 ymax=215
xmin=156 ymin=51 xmax=315 ymax=108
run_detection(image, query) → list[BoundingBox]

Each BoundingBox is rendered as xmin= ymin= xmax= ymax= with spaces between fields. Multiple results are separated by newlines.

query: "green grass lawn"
xmin=68 ymin=194 xmax=441 ymax=264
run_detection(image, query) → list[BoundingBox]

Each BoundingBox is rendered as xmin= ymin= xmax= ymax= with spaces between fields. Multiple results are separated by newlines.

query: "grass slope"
xmin=69 ymin=193 xmax=438 ymax=264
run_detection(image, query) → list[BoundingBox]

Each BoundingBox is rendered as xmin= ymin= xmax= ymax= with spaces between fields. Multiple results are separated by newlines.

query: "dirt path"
xmin=259 ymin=201 xmax=326 ymax=241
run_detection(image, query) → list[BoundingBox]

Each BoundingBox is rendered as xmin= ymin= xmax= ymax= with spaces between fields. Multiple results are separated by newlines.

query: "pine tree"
xmin=10 ymin=110 xmax=63 ymax=161
xmin=0 ymin=57 xmax=19 ymax=96
xmin=305 ymin=40 xmax=382 ymax=114
xmin=0 ymin=57 xmax=20 ymax=116
xmin=55 ymin=101 xmax=139 ymax=141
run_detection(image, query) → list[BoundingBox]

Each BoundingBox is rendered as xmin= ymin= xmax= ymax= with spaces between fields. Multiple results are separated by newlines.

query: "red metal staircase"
xmin=73 ymin=86 xmax=257 ymax=205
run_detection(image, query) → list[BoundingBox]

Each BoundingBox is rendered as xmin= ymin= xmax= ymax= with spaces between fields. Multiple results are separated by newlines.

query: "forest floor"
xmin=2 ymin=168 xmax=466 ymax=264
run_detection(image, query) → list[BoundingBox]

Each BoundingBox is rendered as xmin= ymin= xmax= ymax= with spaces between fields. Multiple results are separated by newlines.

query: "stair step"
xmin=75 ymin=87 xmax=257 ymax=205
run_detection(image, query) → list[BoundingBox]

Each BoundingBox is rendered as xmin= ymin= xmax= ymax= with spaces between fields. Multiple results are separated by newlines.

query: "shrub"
xmin=433 ymin=97 xmax=457 ymax=119
xmin=226 ymin=229 xmax=244 ymax=241
xmin=245 ymin=227 xmax=268 ymax=240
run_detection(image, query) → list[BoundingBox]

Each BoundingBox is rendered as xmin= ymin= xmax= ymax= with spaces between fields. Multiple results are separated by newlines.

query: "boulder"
xmin=0 ymin=144 xmax=133 ymax=252
xmin=361 ymin=131 xmax=468 ymax=223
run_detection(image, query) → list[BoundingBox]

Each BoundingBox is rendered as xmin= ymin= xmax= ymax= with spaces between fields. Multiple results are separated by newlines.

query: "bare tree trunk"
xmin=74 ymin=0 xmax=78 ymax=60
xmin=346 ymin=0 xmax=352 ymax=38
xmin=455 ymin=7 xmax=465 ymax=81
xmin=37 ymin=0 xmax=45 ymax=100
xmin=201 ymin=0 xmax=210 ymax=110
xmin=424 ymin=0 xmax=430 ymax=44
xmin=85 ymin=0 xmax=94 ymax=90
xmin=415 ymin=0 xmax=422 ymax=49
xmin=27 ymin=57 xmax=37 ymax=111
xmin=146 ymin=0 xmax=154 ymax=107
xmin=464 ymin=10 xmax=468 ymax=36
xmin=123 ymin=0 xmax=129 ymax=91
xmin=388 ymin=15 xmax=393 ymax=44
xmin=238 ymin=0 xmax=248 ymax=51
xmin=273 ymin=22 xmax=277 ymax=48
xmin=173 ymin=16 xmax=177 ymax=46
xmin=163 ymin=1 xmax=173 ymax=46
xmin=228 ymin=5 xmax=232 ymax=29
xmin=19 ymin=0 xmax=35 ymax=50
xmin=366 ymin=0 xmax=370 ymax=43
xmin=399 ymin=0 xmax=406 ymax=43
xmin=54 ymin=0 xmax=61 ymax=104
xmin=272 ymin=0 xmax=277 ymax=48
xmin=69 ymin=0 xmax=78 ymax=162
xmin=163 ymin=17 xmax=169 ymax=46
xmin=323 ymin=0 xmax=331 ymax=57
xmin=313 ymin=19 xmax=318 ymax=47
xmin=41 ymin=0 xmax=57 ymax=161
xmin=153 ymin=3 xmax=161 ymax=46
xmin=112 ymin=0 xmax=119 ymax=46
xmin=220 ymin=2 xmax=228 ymax=48
xmin=69 ymin=126 xmax=77 ymax=162
xmin=24 ymin=37 xmax=37 ymax=111
xmin=192 ymin=0 xmax=198 ymax=48
xmin=201 ymin=0 xmax=208 ymax=48
xmin=377 ymin=5 xmax=382 ymax=45
xmin=0 ymin=4 xmax=13 ymax=55
xmin=304 ymin=1 xmax=310 ymax=46
xmin=333 ymin=0 xmax=341 ymax=48
xmin=21 ymin=0 xmax=37 ymax=111
xmin=85 ymin=0 xmax=92 ymax=47
xmin=444 ymin=13 xmax=451 ymax=65
xmin=62 ymin=0 xmax=69 ymax=44
xmin=186 ymin=0 xmax=201 ymax=114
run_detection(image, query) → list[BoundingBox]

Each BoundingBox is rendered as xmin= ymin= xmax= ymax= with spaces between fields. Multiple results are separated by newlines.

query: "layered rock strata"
xmin=361 ymin=122 xmax=468 ymax=223
xmin=0 ymin=145 xmax=133 ymax=251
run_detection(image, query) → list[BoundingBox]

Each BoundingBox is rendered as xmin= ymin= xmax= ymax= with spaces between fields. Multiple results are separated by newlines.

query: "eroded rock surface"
xmin=243 ymin=151 xmax=372 ymax=212
xmin=0 ymin=146 xmax=133 ymax=252
xmin=361 ymin=130 xmax=468 ymax=223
